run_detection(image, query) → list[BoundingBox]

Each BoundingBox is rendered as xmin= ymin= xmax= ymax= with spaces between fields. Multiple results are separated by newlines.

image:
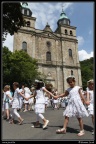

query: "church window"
xmin=26 ymin=21 xmax=30 ymax=27
xmin=70 ymin=30 xmax=73 ymax=36
xmin=68 ymin=21 xmax=70 ymax=25
xmin=65 ymin=29 xmax=68 ymax=35
xmin=69 ymin=49 xmax=72 ymax=57
xmin=46 ymin=41 xmax=51 ymax=47
xmin=71 ymin=70 xmax=73 ymax=75
xmin=22 ymin=41 xmax=27 ymax=52
xmin=46 ymin=51 xmax=51 ymax=61
xmin=24 ymin=9 xmax=27 ymax=15
xmin=27 ymin=10 xmax=29 ymax=15
xmin=22 ymin=9 xmax=24 ymax=14
xmin=64 ymin=20 xmax=66 ymax=24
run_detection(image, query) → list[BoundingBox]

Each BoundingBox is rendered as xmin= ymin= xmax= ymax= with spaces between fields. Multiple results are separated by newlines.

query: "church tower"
xmin=13 ymin=4 xmax=82 ymax=93
xmin=54 ymin=9 xmax=82 ymax=91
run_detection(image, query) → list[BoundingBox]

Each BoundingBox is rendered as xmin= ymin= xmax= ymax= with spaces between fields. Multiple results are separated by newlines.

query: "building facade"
xmin=13 ymin=4 xmax=82 ymax=93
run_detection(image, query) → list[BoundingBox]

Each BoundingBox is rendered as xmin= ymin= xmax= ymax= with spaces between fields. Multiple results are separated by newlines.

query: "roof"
xmin=59 ymin=11 xmax=69 ymax=20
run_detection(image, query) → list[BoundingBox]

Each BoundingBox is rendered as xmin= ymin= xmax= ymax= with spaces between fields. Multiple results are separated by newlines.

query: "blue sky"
xmin=3 ymin=2 xmax=94 ymax=61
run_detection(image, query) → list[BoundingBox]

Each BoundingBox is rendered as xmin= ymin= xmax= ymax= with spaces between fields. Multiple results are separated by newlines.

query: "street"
xmin=2 ymin=107 xmax=94 ymax=141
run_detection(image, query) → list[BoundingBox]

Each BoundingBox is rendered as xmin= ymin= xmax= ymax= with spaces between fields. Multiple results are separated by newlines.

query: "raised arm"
xmin=54 ymin=90 xmax=69 ymax=99
xmin=43 ymin=87 xmax=55 ymax=98
xmin=26 ymin=91 xmax=37 ymax=101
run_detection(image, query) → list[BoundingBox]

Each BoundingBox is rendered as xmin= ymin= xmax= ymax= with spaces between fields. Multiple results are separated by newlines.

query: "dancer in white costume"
xmin=10 ymin=82 xmax=27 ymax=124
xmin=52 ymin=89 xmax=59 ymax=109
xmin=3 ymin=85 xmax=13 ymax=121
xmin=54 ymin=76 xmax=90 ymax=136
xmin=23 ymin=84 xmax=31 ymax=112
xmin=19 ymin=83 xmax=25 ymax=111
xmin=86 ymin=79 xmax=94 ymax=135
xmin=27 ymin=79 xmax=55 ymax=129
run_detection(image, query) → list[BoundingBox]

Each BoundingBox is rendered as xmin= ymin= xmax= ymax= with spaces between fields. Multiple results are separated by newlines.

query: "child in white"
xmin=27 ymin=79 xmax=55 ymax=129
xmin=30 ymin=87 xmax=36 ymax=111
xmin=23 ymin=84 xmax=31 ymax=112
xmin=45 ymin=92 xmax=50 ymax=110
xmin=19 ymin=83 xmax=25 ymax=111
xmin=10 ymin=82 xmax=27 ymax=124
xmin=53 ymin=89 xmax=58 ymax=109
xmin=54 ymin=76 xmax=90 ymax=136
xmin=86 ymin=79 xmax=94 ymax=135
xmin=3 ymin=85 xmax=12 ymax=121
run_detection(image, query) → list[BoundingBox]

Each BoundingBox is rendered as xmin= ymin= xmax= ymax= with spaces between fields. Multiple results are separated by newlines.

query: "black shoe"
xmin=3 ymin=116 xmax=7 ymax=120
xmin=6 ymin=119 xmax=10 ymax=121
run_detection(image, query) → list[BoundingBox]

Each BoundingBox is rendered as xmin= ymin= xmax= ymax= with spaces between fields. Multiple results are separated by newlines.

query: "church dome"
xmin=59 ymin=11 xmax=69 ymax=20
xmin=57 ymin=10 xmax=70 ymax=26
xmin=21 ymin=2 xmax=32 ymax=17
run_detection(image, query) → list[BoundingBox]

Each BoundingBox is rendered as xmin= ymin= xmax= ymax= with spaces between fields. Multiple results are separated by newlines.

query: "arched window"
xmin=70 ymin=30 xmax=73 ymax=36
xmin=69 ymin=49 xmax=72 ymax=57
xmin=26 ymin=21 xmax=30 ymax=27
xmin=22 ymin=41 xmax=27 ymax=52
xmin=65 ymin=29 xmax=68 ymax=35
xmin=24 ymin=9 xmax=27 ymax=15
xmin=46 ymin=52 xmax=51 ymax=61
xmin=71 ymin=70 xmax=73 ymax=75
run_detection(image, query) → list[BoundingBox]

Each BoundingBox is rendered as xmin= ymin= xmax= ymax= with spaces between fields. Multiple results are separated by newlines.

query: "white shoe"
xmin=43 ymin=120 xmax=49 ymax=129
xmin=77 ymin=129 xmax=85 ymax=136
xmin=23 ymin=110 xmax=27 ymax=112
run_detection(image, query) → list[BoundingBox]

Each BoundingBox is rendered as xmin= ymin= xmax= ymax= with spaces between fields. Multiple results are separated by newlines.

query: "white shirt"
xmin=35 ymin=87 xmax=45 ymax=104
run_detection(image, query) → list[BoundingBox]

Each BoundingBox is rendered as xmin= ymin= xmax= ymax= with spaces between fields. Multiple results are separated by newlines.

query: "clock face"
xmin=46 ymin=41 xmax=51 ymax=47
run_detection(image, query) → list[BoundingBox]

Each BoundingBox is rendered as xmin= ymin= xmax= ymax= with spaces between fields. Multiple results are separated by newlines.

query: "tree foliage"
xmin=3 ymin=2 xmax=25 ymax=41
xmin=3 ymin=47 xmax=41 ymax=89
xmin=80 ymin=57 xmax=94 ymax=90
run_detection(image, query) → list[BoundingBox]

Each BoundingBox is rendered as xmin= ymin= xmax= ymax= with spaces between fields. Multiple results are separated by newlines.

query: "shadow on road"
xmin=84 ymin=124 xmax=93 ymax=132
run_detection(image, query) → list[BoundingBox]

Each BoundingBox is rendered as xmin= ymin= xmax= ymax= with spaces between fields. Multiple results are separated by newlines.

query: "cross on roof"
xmin=61 ymin=4 xmax=64 ymax=12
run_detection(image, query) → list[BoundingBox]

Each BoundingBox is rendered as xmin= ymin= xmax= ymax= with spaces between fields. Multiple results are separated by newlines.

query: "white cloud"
xmin=69 ymin=6 xmax=74 ymax=16
xmin=78 ymin=49 xmax=93 ymax=61
xmin=77 ymin=36 xmax=84 ymax=46
xmin=28 ymin=2 xmax=73 ymax=31
xmin=3 ymin=34 xmax=14 ymax=52
xmin=2 ymin=2 xmax=73 ymax=51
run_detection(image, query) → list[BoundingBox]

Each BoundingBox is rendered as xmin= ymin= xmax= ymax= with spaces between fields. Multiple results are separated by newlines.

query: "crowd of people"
xmin=2 ymin=76 xmax=94 ymax=136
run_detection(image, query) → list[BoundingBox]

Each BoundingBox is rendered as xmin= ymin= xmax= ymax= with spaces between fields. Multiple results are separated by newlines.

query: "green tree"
xmin=80 ymin=57 xmax=94 ymax=90
xmin=3 ymin=46 xmax=12 ymax=86
xmin=3 ymin=47 xmax=42 ymax=88
xmin=3 ymin=2 xmax=25 ymax=41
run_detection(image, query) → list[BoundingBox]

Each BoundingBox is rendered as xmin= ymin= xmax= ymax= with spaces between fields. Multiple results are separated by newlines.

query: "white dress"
xmin=87 ymin=90 xmax=94 ymax=115
xmin=63 ymin=86 xmax=89 ymax=118
xmin=18 ymin=89 xmax=24 ymax=109
xmin=23 ymin=87 xmax=31 ymax=104
xmin=45 ymin=96 xmax=49 ymax=105
xmin=35 ymin=87 xmax=45 ymax=114
xmin=3 ymin=91 xmax=11 ymax=109
xmin=12 ymin=88 xmax=20 ymax=108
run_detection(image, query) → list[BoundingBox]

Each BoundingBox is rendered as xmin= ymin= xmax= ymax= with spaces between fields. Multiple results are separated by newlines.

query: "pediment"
xmin=39 ymin=31 xmax=59 ymax=40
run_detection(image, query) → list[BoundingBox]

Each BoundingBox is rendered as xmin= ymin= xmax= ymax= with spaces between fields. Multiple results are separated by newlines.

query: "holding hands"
xmin=85 ymin=101 xmax=90 ymax=105
xmin=53 ymin=95 xmax=59 ymax=99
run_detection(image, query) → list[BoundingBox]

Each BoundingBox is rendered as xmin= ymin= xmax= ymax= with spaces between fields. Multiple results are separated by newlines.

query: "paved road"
xmin=2 ymin=107 xmax=94 ymax=141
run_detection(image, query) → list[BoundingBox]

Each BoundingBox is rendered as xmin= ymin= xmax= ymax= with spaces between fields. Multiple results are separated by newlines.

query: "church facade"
xmin=13 ymin=5 xmax=82 ymax=93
